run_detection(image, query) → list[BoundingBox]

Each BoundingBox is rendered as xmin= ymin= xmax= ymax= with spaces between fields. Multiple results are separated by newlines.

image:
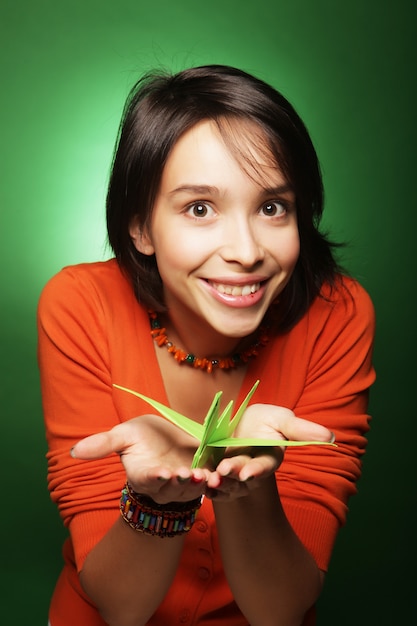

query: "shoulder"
xmin=309 ymin=274 xmax=375 ymax=331
xmin=297 ymin=274 xmax=376 ymax=375
xmin=39 ymin=258 xmax=130 ymax=308
xmin=274 ymin=275 xmax=375 ymax=370
xmin=37 ymin=259 xmax=140 ymax=333
xmin=39 ymin=257 xmax=126 ymax=295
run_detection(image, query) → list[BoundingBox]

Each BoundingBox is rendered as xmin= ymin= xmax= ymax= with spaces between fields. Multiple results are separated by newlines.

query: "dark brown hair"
xmin=106 ymin=64 xmax=341 ymax=331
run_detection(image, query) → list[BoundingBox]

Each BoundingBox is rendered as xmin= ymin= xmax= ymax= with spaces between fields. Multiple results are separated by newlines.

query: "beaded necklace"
xmin=149 ymin=310 xmax=269 ymax=374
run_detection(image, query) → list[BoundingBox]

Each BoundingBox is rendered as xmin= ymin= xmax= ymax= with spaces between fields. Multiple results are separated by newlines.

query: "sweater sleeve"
xmin=277 ymin=278 xmax=376 ymax=571
xmin=37 ymin=265 xmax=127 ymax=570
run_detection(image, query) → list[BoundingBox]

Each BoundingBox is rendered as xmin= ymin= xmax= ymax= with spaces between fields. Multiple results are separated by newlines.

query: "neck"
xmin=149 ymin=309 xmax=269 ymax=374
xmin=160 ymin=311 xmax=252 ymax=358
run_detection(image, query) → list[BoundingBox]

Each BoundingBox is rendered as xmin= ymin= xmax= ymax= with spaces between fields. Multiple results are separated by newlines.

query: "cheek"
xmin=153 ymin=232 xmax=206 ymax=277
xmin=161 ymin=221 xmax=213 ymax=258
xmin=274 ymin=231 xmax=300 ymax=270
xmin=290 ymin=235 xmax=301 ymax=266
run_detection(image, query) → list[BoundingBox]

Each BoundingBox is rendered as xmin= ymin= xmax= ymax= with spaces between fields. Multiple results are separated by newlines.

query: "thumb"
xmin=281 ymin=414 xmax=335 ymax=444
xmin=71 ymin=427 xmax=129 ymax=460
xmin=239 ymin=404 xmax=335 ymax=445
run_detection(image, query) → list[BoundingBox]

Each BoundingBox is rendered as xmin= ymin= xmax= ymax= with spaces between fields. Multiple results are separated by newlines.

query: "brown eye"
xmin=260 ymin=201 xmax=286 ymax=217
xmin=191 ymin=203 xmax=208 ymax=217
xmin=186 ymin=202 xmax=215 ymax=218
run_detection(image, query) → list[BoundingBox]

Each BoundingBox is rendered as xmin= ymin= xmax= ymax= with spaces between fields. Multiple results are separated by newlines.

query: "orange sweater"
xmin=37 ymin=259 xmax=375 ymax=626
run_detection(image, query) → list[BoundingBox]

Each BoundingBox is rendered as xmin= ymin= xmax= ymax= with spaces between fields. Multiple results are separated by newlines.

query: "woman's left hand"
xmin=206 ymin=403 xmax=334 ymax=501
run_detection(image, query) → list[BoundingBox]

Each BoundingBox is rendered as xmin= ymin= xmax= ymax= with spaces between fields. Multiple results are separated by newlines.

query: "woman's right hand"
xmin=70 ymin=414 xmax=217 ymax=503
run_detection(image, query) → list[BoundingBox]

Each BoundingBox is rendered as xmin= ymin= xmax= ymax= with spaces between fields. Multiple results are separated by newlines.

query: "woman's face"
xmin=130 ymin=119 xmax=300 ymax=346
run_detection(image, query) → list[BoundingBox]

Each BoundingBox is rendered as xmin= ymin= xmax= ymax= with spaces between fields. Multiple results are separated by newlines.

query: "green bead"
xmin=185 ymin=354 xmax=195 ymax=363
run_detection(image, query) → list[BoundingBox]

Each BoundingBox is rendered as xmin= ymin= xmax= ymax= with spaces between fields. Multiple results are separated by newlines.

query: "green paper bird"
xmin=113 ymin=380 xmax=336 ymax=468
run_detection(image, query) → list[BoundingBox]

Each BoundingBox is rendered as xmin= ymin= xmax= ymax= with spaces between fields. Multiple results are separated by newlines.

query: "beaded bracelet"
xmin=120 ymin=483 xmax=202 ymax=538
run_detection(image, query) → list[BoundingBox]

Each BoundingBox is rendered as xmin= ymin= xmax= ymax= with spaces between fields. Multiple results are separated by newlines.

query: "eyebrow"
xmin=168 ymin=183 xmax=294 ymax=196
xmin=168 ymin=184 xmax=219 ymax=196
xmin=261 ymin=184 xmax=294 ymax=196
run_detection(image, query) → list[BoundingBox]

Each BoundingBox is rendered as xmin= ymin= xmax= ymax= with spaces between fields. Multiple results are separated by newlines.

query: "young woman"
xmin=38 ymin=65 xmax=375 ymax=626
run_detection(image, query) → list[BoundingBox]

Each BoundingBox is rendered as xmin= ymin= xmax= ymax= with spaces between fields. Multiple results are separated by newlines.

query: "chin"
xmin=214 ymin=316 xmax=265 ymax=339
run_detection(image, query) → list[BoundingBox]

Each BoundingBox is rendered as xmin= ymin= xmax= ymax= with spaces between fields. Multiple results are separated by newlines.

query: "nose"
xmin=220 ymin=215 xmax=264 ymax=267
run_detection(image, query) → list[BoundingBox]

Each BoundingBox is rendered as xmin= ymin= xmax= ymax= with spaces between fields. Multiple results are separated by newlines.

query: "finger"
xmin=125 ymin=467 xmax=211 ymax=498
xmin=280 ymin=415 xmax=334 ymax=443
xmin=238 ymin=454 xmax=279 ymax=481
xmin=216 ymin=450 xmax=279 ymax=481
xmin=239 ymin=405 xmax=335 ymax=443
xmin=190 ymin=468 xmax=211 ymax=485
xmin=71 ymin=426 xmax=130 ymax=460
xmin=139 ymin=474 xmax=208 ymax=504
xmin=250 ymin=404 xmax=334 ymax=443
xmin=215 ymin=455 xmax=249 ymax=478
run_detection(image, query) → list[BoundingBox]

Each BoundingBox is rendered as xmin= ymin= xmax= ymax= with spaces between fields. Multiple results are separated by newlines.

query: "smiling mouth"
xmin=208 ymin=281 xmax=262 ymax=297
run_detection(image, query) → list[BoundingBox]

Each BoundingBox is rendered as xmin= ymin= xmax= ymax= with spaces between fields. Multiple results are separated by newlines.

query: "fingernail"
xmin=190 ymin=475 xmax=204 ymax=484
xmin=329 ymin=432 xmax=336 ymax=444
xmin=243 ymin=475 xmax=254 ymax=482
xmin=70 ymin=447 xmax=76 ymax=458
xmin=157 ymin=476 xmax=169 ymax=482
xmin=177 ymin=476 xmax=190 ymax=483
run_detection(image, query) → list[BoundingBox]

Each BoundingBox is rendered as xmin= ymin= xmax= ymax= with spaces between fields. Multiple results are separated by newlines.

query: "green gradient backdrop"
xmin=1 ymin=1 xmax=415 ymax=624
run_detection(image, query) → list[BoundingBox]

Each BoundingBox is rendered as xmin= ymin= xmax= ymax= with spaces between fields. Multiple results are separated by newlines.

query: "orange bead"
xmin=148 ymin=310 xmax=269 ymax=374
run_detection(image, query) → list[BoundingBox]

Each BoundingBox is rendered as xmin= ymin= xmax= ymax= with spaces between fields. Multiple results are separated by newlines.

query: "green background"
xmin=1 ymin=1 xmax=415 ymax=623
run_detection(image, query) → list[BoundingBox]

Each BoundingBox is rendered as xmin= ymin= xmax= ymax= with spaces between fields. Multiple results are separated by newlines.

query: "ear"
xmin=129 ymin=220 xmax=155 ymax=256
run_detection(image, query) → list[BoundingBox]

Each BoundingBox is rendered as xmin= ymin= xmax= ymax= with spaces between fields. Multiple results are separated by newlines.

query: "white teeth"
xmin=210 ymin=282 xmax=261 ymax=296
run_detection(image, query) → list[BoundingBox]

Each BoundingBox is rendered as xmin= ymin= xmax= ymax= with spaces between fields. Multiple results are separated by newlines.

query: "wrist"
xmin=120 ymin=483 xmax=202 ymax=538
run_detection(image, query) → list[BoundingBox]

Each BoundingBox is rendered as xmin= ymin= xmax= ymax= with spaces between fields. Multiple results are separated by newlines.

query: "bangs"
xmin=214 ymin=115 xmax=292 ymax=191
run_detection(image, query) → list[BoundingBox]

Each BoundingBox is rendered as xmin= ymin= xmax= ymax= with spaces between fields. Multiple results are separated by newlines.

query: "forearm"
xmin=80 ymin=516 xmax=184 ymax=626
xmin=213 ymin=477 xmax=323 ymax=626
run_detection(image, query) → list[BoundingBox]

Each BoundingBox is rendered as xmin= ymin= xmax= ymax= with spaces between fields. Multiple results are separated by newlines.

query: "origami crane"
xmin=113 ymin=380 xmax=336 ymax=468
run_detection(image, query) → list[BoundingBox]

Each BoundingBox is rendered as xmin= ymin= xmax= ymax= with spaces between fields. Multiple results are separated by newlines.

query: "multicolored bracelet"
xmin=120 ymin=483 xmax=202 ymax=538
